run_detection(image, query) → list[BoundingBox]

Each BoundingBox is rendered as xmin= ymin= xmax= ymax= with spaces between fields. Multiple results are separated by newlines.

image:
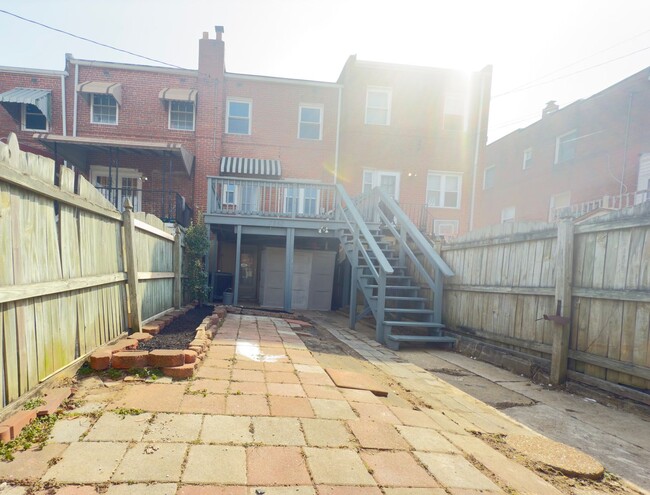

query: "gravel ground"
xmin=138 ymin=305 xmax=214 ymax=351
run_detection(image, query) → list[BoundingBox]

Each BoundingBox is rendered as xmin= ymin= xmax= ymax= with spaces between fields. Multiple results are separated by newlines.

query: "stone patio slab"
xmin=396 ymin=425 xmax=459 ymax=453
xmin=413 ymin=452 xmax=500 ymax=491
xmin=49 ymin=416 xmax=92 ymax=443
xmin=143 ymin=413 xmax=203 ymax=442
xmin=0 ymin=443 xmax=68 ymax=481
xmin=84 ymin=412 xmax=152 ymax=442
xmin=247 ymin=446 xmax=311 ymax=486
xmin=182 ymin=445 xmax=247 ymax=484
xmin=301 ymin=418 xmax=353 ymax=447
xmin=201 ymin=415 xmax=253 ymax=444
xmin=361 ymin=451 xmax=440 ymax=488
xmin=112 ymin=443 xmax=187 ymax=482
xmin=304 ymin=447 xmax=375 ymax=486
xmin=347 ymin=420 xmax=409 ymax=450
xmin=252 ymin=417 xmax=305 ymax=446
xmin=110 ymin=384 xmax=185 ymax=412
xmin=43 ymin=442 xmax=127 ymax=483
xmin=105 ymin=483 xmax=177 ymax=495
xmin=226 ymin=395 xmax=270 ymax=416
xmin=309 ymin=399 xmax=356 ymax=420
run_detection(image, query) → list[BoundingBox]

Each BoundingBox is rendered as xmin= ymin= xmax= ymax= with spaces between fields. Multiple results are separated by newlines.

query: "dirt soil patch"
xmin=138 ymin=305 xmax=214 ymax=351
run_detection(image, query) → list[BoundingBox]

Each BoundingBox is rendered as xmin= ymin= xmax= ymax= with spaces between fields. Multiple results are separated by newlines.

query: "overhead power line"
xmin=0 ymin=9 xmax=186 ymax=69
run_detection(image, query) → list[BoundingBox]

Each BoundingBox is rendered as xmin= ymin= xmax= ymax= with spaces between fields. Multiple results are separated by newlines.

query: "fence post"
xmin=123 ymin=199 xmax=142 ymax=332
xmin=550 ymin=211 xmax=574 ymax=385
xmin=173 ymin=228 xmax=182 ymax=309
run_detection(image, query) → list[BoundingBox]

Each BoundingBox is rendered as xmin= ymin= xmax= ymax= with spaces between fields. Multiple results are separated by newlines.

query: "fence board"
xmin=442 ymin=205 xmax=650 ymax=393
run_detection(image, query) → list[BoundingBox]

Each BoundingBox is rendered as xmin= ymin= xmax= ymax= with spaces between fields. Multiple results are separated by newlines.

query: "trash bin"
xmin=222 ymin=288 xmax=233 ymax=305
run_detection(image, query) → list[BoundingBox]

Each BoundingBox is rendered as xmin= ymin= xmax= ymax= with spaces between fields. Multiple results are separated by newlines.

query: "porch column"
xmin=234 ymin=225 xmax=242 ymax=305
xmin=284 ymin=227 xmax=295 ymax=311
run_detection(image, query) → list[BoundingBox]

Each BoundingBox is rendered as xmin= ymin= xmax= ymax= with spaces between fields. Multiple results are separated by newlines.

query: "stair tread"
xmin=387 ymin=335 xmax=456 ymax=343
xmin=366 ymin=285 xmax=420 ymax=290
xmin=384 ymin=308 xmax=436 ymax=314
xmin=383 ymin=321 xmax=444 ymax=328
xmin=370 ymin=296 xmax=427 ymax=301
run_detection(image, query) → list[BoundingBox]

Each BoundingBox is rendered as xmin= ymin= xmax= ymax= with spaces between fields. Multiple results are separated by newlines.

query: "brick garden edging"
xmin=88 ymin=304 xmax=228 ymax=379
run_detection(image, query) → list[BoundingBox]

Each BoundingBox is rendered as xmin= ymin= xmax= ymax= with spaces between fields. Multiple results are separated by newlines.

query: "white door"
xmin=90 ymin=166 xmax=142 ymax=212
xmin=362 ymin=170 xmax=400 ymax=200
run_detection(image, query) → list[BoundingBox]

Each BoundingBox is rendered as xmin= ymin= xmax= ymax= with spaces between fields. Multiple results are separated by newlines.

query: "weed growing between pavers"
xmin=112 ymin=408 xmax=145 ymax=417
xmin=22 ymin=397 xmax=46 ymax=410
xmin=126 ymin=367 xmax=164 ymax=381
xmin=0 ymin=414 xmax=58 ymax=461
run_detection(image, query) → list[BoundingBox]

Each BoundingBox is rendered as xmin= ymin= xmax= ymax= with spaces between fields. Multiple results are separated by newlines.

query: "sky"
xmin=1 ymin=0 xmax=650 ymax=143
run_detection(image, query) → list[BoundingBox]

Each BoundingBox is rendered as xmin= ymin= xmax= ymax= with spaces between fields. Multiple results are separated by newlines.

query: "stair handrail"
xmin=375 ymin=188 xmax=454 ymax=278
xmin=335 ymin=184 xmax=394 ymax=277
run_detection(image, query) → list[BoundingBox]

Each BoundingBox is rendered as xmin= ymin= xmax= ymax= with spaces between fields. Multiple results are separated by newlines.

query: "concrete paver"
xmin=309 ymin=399 xmax=356 ymax=420
xmin=179 ymin=393 xmax=227 ymax=414
xmin=268 ymin=396 xmax=315 ymax=417
xmin=112 ymin=443 xmax=187 ymax=482
xmin=316 ymin=488 xmax=383 ymax=495
xmin=177 ymin=487 xmax=246 ymax=495
xmin=105 ymin=483 xmax=177 ymax=495
xmin=49 ymin=417 xmax=92 ymax=443
xmin=226 ymin=394 xmax=270 ymax=416
xmin=413 ymin=452 xmax=502 ymax=491
xmin=189 ymin=378 xmax=230 ymax=394
xmin=0 ymin=443 xmax=68 ymax=481
xmin=182 ymin=445 xmax=247 ymax=484
xmin=361 ymin=451 xmax=440 ymax=488
xmin=247 ymin=446 xmax=311 ymax=486
xmin=84 ymin=412 xmax=152 ymax=442
xmin=201 ymin=415 xmax=253 ymax=444
xmin=303 ymin=447 xmax=376 ymax=486
xmin=347 ymin=420 xmax=409 ymax=450
xmin=110 ymin=383 xmax=185 ymax=412
xmin=301 ymin=418 xmax=353 ymax=447
xmin=143 ymin=413 xmax=203 ymax=442
xmin=252 ymin=417 xmax=305 ymax=446
xmin=43 ymin=442 xmax=127 ymax=483
xmin=396 ymin=425 xmax=459 ymax=453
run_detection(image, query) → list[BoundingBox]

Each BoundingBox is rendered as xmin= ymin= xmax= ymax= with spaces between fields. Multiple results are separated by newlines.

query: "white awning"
xmin=76 ymin=81 xmax=122 ymax=105
xmin=0 ymin=87 xmax=51 ymax=121
xmin=159 ymin=88 xmax=197 ymax=102
xmin=220 ymin=157 xmax=282 ymax=177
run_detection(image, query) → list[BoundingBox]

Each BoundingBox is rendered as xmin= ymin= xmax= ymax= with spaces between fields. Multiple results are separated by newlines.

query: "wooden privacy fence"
xmin=0 ymin=134 xmax=183 ymax=408
xmin=441 ymin=205 xmax=650 ymax=403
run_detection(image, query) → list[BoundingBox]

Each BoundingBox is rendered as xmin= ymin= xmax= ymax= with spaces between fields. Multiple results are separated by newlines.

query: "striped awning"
xmin=220 ymin=157 xmax=282 ymax=177
xmin=0 ymin=87 xmax=51 ymax=121
xmin=159 ymin=88 xmax=197 ymax=102
xmin=77 ymin=81 xmax=122 ymax=105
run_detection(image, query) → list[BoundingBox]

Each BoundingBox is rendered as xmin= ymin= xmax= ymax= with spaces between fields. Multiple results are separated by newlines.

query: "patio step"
xmin=386 ymin=334 xmax=456 ymax=351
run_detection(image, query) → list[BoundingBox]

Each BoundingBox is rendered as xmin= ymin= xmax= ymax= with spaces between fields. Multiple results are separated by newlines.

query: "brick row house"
xmin=475 ymin=67 xmax=650 ymax=228
xmin=0 ymin=27 xmax=492 ymax=312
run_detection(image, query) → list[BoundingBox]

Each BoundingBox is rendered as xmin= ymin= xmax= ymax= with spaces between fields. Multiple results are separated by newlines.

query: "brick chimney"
xmin=542 ymin=100 xmax=559 ymax=118
xmin=198 ymin=26 xmax=225 ymax=79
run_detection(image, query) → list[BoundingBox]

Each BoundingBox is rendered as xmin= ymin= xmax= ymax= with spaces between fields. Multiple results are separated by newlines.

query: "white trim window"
xmin=433 ymin=220 xmax=459 ymax=238
xmin=365 ymin=87 xmax=391 ymax=125
xmin=555 ymin=129 xmax=577 ymax=164
xmin=362 ymin=170 xmax=400 ymax=200
xmin=169 ymin=101 xmax=195 ymax=131
xmin=298 ymin=105 xmax=323 ymax=140
xmin=91 ymin=94 xmax=118 ymax=125
xmin=90 ymin=166 xmax=142 ymax=211
xmin=284 ymin=186 xmax=320 ymax=216
xmin=427 ymin=172 xmax=461 ymax=208
xmin=227 ymin=99 xmax=251 ymax=135
xmin=22 ymin=103 xmax=48 ymax=131
xmin=501 ymin=206 xmax=516 ymax=224
xmin=523 ymin=148 xmax=533 ymax=169
xmin=483 ymin=166 xmax=495 ymax=190
xmin=223 ymin=183 xmax=237 ymax=205
xmin=443 ymin=93 xmax=468 ymax=131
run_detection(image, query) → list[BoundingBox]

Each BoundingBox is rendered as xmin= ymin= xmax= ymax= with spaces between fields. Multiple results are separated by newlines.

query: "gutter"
xmin=73 ymin=61 xmax=78 ymax=137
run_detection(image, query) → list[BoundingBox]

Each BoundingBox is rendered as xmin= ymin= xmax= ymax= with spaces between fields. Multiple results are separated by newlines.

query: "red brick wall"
xmin=0 ymin=71 xmax=63 ymax=155
xmin=476 ymin=68 xmax=650 ymax=228
xmin=338 ymin=60 xmax=491 ymax=235
xmin=222 ymin=77 xmax=339 ymax=184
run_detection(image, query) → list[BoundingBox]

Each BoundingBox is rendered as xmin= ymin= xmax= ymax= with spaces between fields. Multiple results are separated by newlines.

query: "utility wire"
xmin=0 ymin=8 xmax=186 ymax=69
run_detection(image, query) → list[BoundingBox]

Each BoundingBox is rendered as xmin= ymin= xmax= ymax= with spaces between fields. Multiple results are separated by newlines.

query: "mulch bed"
xmin=138 ymin=305 xmax=215 ymax=351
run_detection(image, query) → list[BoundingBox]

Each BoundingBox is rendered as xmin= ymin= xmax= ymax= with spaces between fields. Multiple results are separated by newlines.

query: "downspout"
xmin=334 ymin=85 xmax=342 ymax=184
xmin=72 ymin=61 xmax=78 ymax=137
xmin=468 ymin=71 xmax=487 ymax=232
xmin=60 ymin=74 xmax=67 ymax=136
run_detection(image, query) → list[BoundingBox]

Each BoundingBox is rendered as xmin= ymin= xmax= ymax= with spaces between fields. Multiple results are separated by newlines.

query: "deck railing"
xmin=96 ymin=187 xmax=193 ymax=227
xmin=207 ymin=176 xmax=338 ymax=220
xmin=550 ymin=189 xmax=649 ymax=221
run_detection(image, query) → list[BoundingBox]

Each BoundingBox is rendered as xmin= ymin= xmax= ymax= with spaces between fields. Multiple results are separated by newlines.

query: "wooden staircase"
xmin=335 ymin=184 xmax=455 ymax=351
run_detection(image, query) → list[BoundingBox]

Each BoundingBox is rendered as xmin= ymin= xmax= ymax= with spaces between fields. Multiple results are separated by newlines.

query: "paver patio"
xmin=0 ymin=312 xmax=639 ymax=495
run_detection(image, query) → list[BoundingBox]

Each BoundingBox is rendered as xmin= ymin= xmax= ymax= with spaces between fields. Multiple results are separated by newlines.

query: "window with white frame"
xmin=284 ymin=186 xmax=319 ymax=216
xmin=22 ymin=103 xmax=48 ymax=131
xmin=227 ymin=99 xmax=251 ymax=134
xmin=523 ymin=148 xmax=533 ymax=169
xmin=169 ymin=101 xmax=195 ymax=131
xmin=426 ymin=172 xmax=461 ymax=208
xmin=443 ymin=93 xmax=468 ymax=131
xmin=555 ymin=129 xmax=577 ymax=164
xmin=501 ymin=206 xmax=516 ymax=223
xmin=433 ymin=220 xmax=459 ymax=238
xmin=223 ymin=183 xmax=236 ymax=205
xmin=483 ymin=166 xmax=495 ymax=190
xmin=365 ymin=87 xmax=391 ymax=125
xmin=91 ymin=94 xmax=118 ymax=125
xmin=298 ymin=105 xmax=322 ymax=140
